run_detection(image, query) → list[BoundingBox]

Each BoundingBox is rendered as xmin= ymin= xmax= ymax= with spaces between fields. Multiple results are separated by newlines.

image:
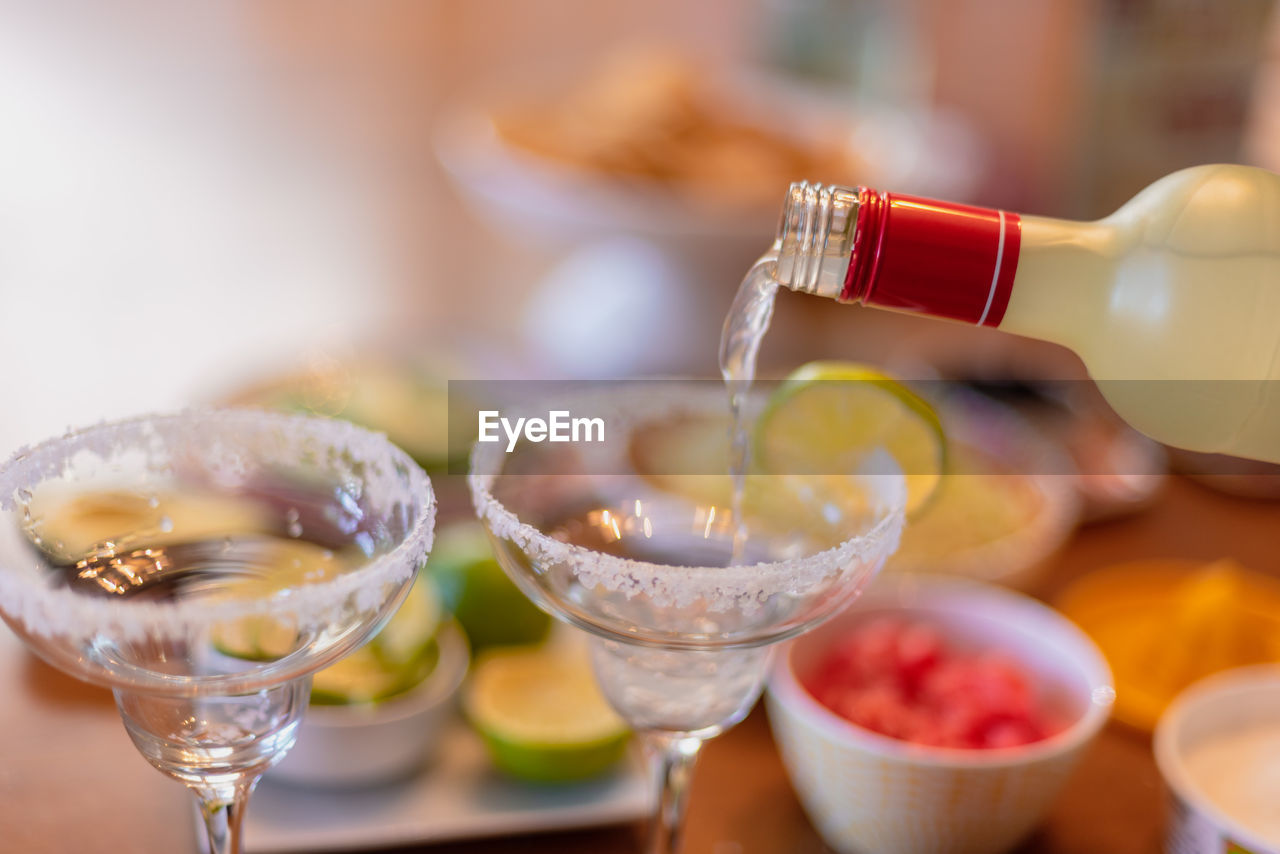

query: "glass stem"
xmin=194 ymin=779 xmax=256 ymax=854
xmin=644 ymin=732 xmax=704 ymax=854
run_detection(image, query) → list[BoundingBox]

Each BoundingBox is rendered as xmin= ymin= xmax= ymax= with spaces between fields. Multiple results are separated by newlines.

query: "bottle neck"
xmin=773 ymin=183 xmax=862 ymax=299
xmin=775 ymin=182 xmax=1023 ymax=328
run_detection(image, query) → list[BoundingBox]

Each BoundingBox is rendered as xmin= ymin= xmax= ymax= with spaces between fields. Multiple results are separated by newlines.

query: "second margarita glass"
xmin=469 ymin=384 xmax=905 ymax=854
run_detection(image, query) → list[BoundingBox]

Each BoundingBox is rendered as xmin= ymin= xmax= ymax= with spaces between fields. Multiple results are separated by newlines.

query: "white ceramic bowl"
xmin=885 ymin=393 xmax=1081 ymax=591
xmin=767 ymin=573 xmax=1113 ymax=854
xmin=434 ymin=71 xmax=986 ymax=376
xmin=434 ymin=71 xmax=985 ymax=247
xmin=1155 ymin=665 xmax=1280 ymax=854
xmin=270 ymin=621 xmax=469 ymax=788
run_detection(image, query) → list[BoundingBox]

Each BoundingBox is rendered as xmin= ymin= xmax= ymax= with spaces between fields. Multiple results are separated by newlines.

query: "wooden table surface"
xmin=2 ymin=475 xmax=1276 ymax=854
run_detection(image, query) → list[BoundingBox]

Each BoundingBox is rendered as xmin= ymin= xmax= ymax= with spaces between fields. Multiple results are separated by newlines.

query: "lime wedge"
xmin=228 ymin=361 xmax=459 ymax=472
xmin=210 ymin=616 xmax=275 ymax=662
xmin=311 ymin=577 xmax=445 ymax=705
xmin=341 ymin=370 xmax=452 ymax=471
xmin=211 ymin=613 xmax=304 ymax=663
xmin=755 ymin=361 xmax=945 ymax=516
xmin=427 ymin=522 xmax=552 ymax=651
xmin=210 ymin=540 xmax=348 ymax=661
xmin=309 ymin=640 xmax=440 ymax=706
xmin=310 ymin=646 xmax=406 ymax=705
xmin=371 ymin=574 xmax=444 ymax=668
xmin=466 ymin=643 xmax=629 ymax=783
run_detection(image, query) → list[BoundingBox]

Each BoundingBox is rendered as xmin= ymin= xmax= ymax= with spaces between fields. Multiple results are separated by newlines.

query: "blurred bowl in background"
xmin=886 ymin=392 xmax=1080 ymax=591
xmin=435 ymin=50 xmax=986 ymax=376
xmin=270 ymin=621 xmax=469 ymax=789
xmin=224 ymin=357 xmax=454 ymax=472
xmin=947 ymin=378 xmax=1167 ymax=524
xmin=436 ymin=52 xmax=985 ymax=244
xmin=217 ymin=352 xmax=487 ymax=517
xmin=767 ymin=572 xmax=1113 ymax=854
xmin=882 ymin=353 xmax=1167 ymax=524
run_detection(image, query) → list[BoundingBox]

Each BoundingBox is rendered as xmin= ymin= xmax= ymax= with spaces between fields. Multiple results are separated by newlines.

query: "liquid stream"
xmin=718 ymin=247 xmax=781 ymax=564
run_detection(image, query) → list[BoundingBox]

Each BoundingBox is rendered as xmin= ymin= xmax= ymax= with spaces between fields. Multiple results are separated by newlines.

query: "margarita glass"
xmin=469 ymin=385 xmax=905 ymax=853
xmin=0 ymin=410 xmax=435 ymax=854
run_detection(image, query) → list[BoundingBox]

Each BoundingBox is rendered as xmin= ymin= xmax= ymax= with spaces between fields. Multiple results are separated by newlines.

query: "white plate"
xmin=198 ymin=715 xmax=651 ymax=852
xmin=434 ymin=69 xmax=986 ymax=247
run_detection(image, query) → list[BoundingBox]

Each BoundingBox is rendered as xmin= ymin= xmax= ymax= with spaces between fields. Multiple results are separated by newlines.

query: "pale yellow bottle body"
xmin=775 ymin=166 xmax=1280 ymax=462
xmin=999 ymin=165 xmax=1280 ymax=462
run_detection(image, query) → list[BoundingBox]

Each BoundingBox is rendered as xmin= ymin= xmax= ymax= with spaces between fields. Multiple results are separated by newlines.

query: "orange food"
xmin=492 ymin=50 xmax=862 ymax=207
xmin=1057 ymin=558 xmax=1280 ymax=731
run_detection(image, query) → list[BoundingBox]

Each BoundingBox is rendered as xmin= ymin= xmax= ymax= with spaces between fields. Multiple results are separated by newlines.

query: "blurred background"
xmin=7 ymin=5 xmax=1280 ymax=851
xmin=3 ymin=0 xmax=1280 ymax=453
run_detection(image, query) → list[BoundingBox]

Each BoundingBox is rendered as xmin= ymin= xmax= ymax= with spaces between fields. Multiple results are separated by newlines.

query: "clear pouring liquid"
xmin=718 ymin=248 xmax=781 ymax=565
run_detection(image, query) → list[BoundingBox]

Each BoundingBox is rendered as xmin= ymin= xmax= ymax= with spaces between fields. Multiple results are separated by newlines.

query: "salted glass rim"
xmin=467 ymin=385 xmax=907 ymax=612
xmin=0 ymin=409 xmax=436 ymax=643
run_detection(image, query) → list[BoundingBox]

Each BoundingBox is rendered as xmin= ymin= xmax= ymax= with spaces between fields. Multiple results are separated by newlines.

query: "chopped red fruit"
xmin=803 ymin=617 xmax=1069 ymax=750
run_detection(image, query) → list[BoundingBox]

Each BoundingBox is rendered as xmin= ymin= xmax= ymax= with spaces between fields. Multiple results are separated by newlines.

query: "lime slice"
xmin=427 ymin=521 xmax=552 ymax=651
xmin=311 ymin=577 xmax=445 ymax=706
xmin=230 ymin=362 xmax=459 ymax=472
xmin=370 ymin=575 xmax=444 ymax=668
xmin=211 ymin=613 xmax=302 ymax=662
xmin=755 ymin=361 xmax=945 ymax=516
xmin=310 ymin=646 xmax=406 ymax=705
xmin=210 ymin=540 xmax=348 ymax=661
xmin=466 ymin=644 xmax=629 ymax=783
xmin=210 ymin=616 xmax=275 ymax=662
xmin=310 ymin=640 xmax=441 ymax=706
xmin=426 ymin=521 xmax=494 ymax=575
xmin=340 ymin=369 xmax=454 ymax=472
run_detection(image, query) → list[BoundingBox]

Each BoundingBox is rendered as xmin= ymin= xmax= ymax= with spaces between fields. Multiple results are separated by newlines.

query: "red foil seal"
xmin=842 ymin=187 xmax=1022 ymax=328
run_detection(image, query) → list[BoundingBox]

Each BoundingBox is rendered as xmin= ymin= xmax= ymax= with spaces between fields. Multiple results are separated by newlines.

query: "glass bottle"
xmin=772 ymin=165 xmax=1280 ymax=463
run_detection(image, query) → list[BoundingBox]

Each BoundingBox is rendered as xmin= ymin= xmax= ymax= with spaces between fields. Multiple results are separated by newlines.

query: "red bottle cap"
xmin=842 ymin=187 xmax=1021 ymax=328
